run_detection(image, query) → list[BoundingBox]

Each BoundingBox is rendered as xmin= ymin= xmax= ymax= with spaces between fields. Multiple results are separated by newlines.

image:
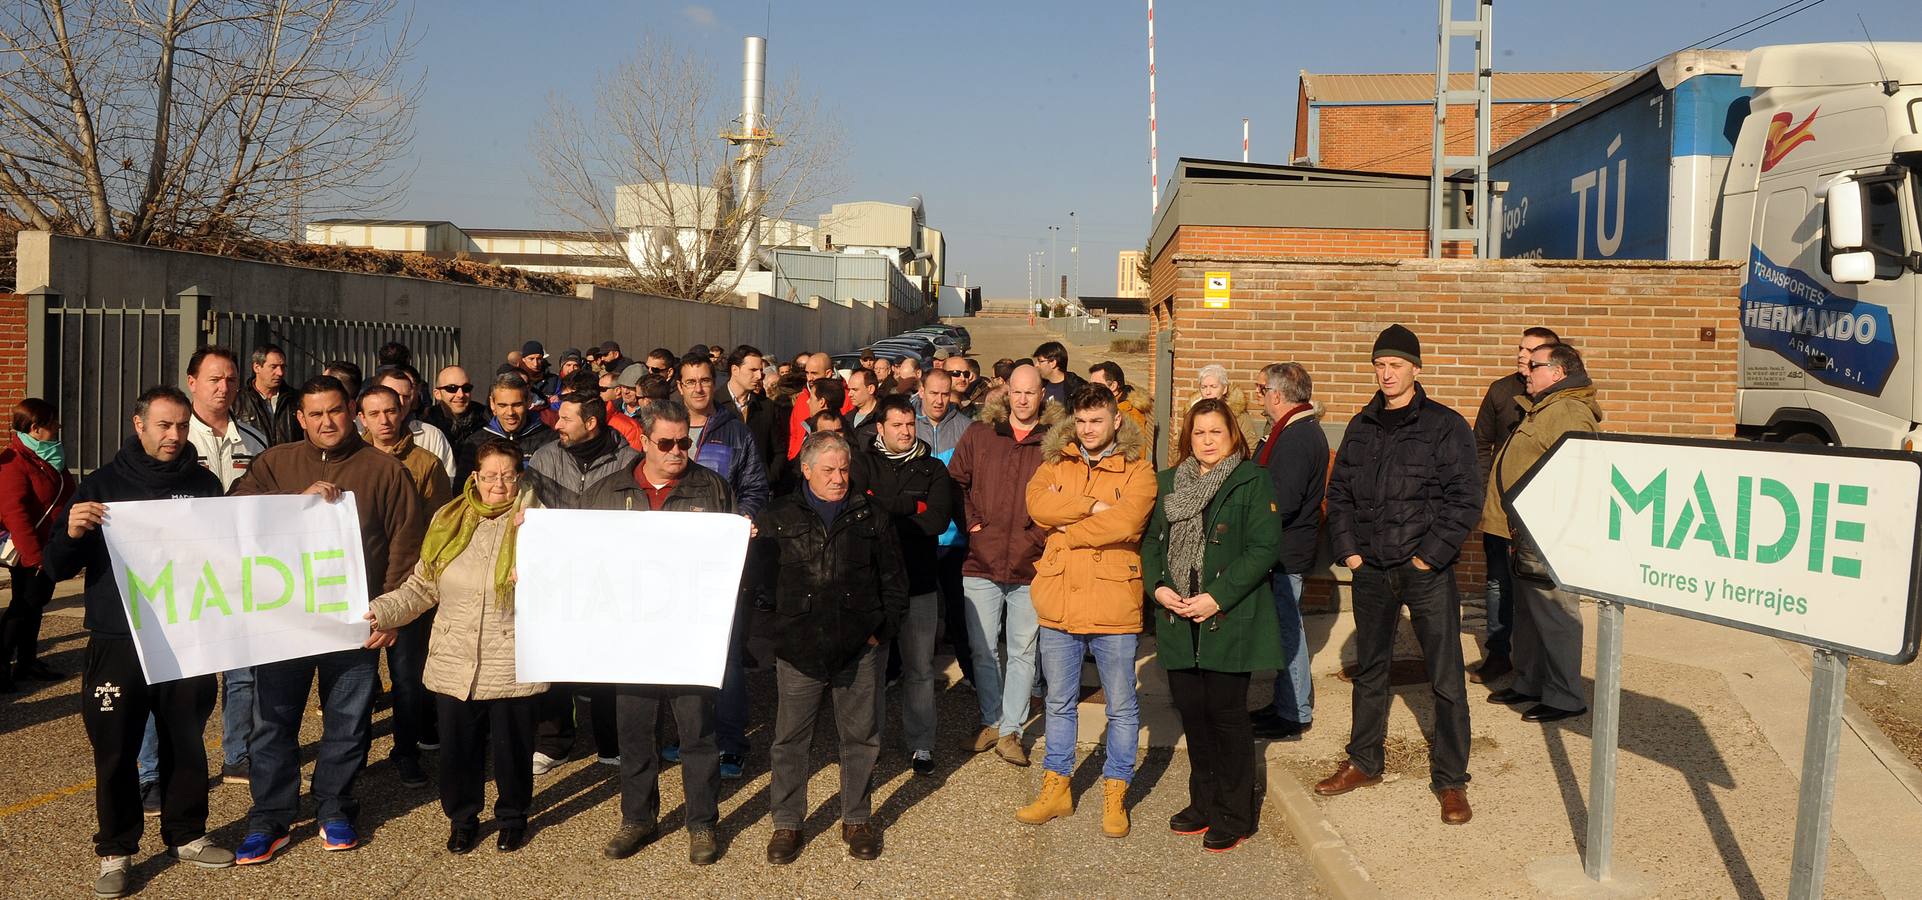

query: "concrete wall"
xmin=16 ymin=232 xmax=923 ymax=374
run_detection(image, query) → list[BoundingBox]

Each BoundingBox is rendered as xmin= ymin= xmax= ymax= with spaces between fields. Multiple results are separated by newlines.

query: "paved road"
xmin=0 ymin=597 xmax=1324 ymax=898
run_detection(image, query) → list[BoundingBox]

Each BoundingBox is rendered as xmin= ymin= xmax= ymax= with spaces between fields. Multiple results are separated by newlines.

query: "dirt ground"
xmin=1847 ymin=658 xmax=1922 ymax=769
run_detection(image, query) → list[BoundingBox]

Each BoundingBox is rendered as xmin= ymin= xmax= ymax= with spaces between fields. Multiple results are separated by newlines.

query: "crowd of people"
xmin=0 ymin=322 xmax=1604 ymax=895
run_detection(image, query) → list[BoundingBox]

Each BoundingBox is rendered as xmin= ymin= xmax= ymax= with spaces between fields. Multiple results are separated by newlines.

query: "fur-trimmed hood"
xmin=1119 ymin=385 xmax=1154 ymax=415
xmin=1040 ymin=407 xmax=1149 ymax=463
xmin=974 ymin=390 xmax=1066 ymax=433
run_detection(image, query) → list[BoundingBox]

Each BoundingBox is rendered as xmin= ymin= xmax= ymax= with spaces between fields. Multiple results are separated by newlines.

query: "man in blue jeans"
xmin=947 ymin=366 xmax=1055 ymax=767
xmin=227 ymin=376 xmax=424 ymax=863
xmin=1250 ymin=362 xmax=1327 ymax=739
xmin=1014 ymin=383 xmax=1155 ymax=836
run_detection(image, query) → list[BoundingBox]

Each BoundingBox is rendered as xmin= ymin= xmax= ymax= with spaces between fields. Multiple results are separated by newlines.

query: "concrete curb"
xmin=1773 ymin=639 xmax=1922 ymax=807
xmin=1264 ymin=748 xmax=1381 ymax=900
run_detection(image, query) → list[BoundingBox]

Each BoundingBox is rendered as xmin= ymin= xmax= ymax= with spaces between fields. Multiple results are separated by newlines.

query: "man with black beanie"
xmin=1316 ymin=324 xmax=1482 ymax=826
xmin=47 ymin=387 xmax=233 ymax=896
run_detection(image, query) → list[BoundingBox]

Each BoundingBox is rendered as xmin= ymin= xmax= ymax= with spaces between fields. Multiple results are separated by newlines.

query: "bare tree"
xmin=531 ymin=38 xmax=844 ymax=303
xmin=0 ymin=0 xmax=417 ymax=246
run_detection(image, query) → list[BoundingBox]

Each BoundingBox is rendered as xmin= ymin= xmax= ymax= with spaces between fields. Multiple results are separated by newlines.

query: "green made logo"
xmin=1608 ymin=466 xmax=1867 ymax=580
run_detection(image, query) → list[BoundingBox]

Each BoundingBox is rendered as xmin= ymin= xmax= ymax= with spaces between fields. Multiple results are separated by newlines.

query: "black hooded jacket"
xmin=754 ymin=490 xmax=908 ymax=680
xmin=45 ymin=438 xmax=225 ymax=637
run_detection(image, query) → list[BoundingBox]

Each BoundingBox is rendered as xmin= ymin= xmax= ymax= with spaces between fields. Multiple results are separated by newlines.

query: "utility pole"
xmin=1069 ymin=211 xmax=1080 ymax=301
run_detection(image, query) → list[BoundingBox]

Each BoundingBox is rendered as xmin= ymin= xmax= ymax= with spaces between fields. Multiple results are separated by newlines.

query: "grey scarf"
xmin=1164 ymin=452 xmax=1243 ymax=593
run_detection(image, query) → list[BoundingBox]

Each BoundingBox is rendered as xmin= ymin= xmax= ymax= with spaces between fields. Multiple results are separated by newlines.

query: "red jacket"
xmin=607 ymin=409 xmax=646 ymax=451
xmin=0 ymin=434 xmax=77 ymax=569
xmin=785 ymin=390 xmax=857 ymax=460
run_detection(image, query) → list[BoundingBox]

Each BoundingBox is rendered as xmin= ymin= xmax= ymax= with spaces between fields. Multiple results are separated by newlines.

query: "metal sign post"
xmin=1788 ymin=648 xmax=1849 ymax=899
xmin=1505 ymin=433 xmax=1922 ymax=894
xmin=1584 ymin=598 xmax=1625 ymax=881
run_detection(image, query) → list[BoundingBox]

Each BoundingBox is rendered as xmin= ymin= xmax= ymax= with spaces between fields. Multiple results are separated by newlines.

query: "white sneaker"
xmin=531 ymin=751 xmax=559 ymax=776
xmin=597 ymin=755 xmax=621 ymax=766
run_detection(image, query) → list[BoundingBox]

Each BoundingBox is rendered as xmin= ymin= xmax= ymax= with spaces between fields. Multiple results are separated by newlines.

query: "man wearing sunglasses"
xmin=942 ymin=357 xmax=985 ymax=416
xmin=425 ymin=366 xmax=486 ymax=454
xmin=579 ymin=399 xmax=736 ymax=866
xmin=1469 ymin=326 xmax=1560 ymax=685
xmin=525 ymin=390 xmax=639 ymax=783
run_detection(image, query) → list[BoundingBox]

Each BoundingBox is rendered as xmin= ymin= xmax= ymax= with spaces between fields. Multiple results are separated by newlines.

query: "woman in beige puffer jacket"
xmin=369 ymin=439 xmax=544 ymax=853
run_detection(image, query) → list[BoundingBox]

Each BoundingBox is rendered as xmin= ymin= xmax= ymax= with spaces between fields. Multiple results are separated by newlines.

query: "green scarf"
xmin=16 ymin=431 xmax=64 ymax=472
xmin=419 ymin=478 xmax=520 ymax=609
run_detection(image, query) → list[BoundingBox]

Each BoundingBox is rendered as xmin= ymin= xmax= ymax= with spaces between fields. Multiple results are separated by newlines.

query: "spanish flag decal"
xmin=1761 ymin=108 xmax=1818 ymax=172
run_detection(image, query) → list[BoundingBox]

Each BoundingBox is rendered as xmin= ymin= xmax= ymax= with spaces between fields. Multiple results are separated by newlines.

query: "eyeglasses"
xmin=438 ymin=383 xmax=473 ymax=394
xmin=652 ymin=437 xmax=693 ymax=453
xmin=1526 ymin=361 xmax=1557 ymax=371
xmin=475 ymin=473 xmax=520 ymax=485
xmin=680 ymin=377 xmax=714 ymax=388
xmin=945 ymin=368 xmax=971 ymax=378
xmin=648 ymin=365 xmax=672 ymax=375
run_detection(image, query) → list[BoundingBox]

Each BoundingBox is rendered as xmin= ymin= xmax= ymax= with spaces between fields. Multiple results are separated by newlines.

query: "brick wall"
xmin=1157 ymin=254 xmax=1743 ymax=606
xmin=1315 ymin=102 xmax=1567 ymax=175
xmin=0 ymin=293 xmax=23 ymax=410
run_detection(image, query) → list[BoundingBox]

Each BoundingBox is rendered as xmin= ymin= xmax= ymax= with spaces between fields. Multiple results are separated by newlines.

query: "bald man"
xmin=946 ymin=364 xmax=1055 ymax=766
xmin=426 ymin=365 xmax=488 ymax=483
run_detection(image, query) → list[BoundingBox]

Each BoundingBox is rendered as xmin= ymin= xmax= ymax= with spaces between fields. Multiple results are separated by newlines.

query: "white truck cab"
xmin=1722 ymin=42 xmax=1922 ymax=449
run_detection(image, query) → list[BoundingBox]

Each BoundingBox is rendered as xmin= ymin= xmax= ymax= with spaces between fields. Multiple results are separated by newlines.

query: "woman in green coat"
xmin=1142 ymin=397 xmax=1283 ymax=853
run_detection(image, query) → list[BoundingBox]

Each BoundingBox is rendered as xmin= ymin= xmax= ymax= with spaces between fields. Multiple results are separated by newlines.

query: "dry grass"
xmin=1110 ymin=336 xmax=1150 ymax=354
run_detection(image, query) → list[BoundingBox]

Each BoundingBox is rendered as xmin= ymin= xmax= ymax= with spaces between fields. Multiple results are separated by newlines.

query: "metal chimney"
xmin=736 ymin=36 xmax=768 ymax=271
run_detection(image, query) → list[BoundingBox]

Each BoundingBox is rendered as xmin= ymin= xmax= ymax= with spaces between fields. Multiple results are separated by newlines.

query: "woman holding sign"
xmin=367 ymin=439 xmax=545 ymax=855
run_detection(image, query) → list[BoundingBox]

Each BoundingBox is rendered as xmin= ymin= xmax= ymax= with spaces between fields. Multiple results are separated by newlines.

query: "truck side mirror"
xmin=1832 ymin=251 xmax=1876 ymax=285
xmin=1823 ymin=177 xmax=1865 ymax=251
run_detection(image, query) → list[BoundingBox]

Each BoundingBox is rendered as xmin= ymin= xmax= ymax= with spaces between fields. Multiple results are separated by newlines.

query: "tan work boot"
xmin=1015 ymin=770 xmax=1074 ymax=824
xmin=968 ymin=725 xmax=999 ymax=753
xmin=1101 ymin=777 xmax=1130 ymax=837
xmin=995 ymin=733 xmax=1030 ymax=767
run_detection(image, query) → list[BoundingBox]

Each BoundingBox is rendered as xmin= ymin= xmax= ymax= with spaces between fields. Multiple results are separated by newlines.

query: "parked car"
xmin=865 ymin=340 xmax=935 ymax=365
xmin=910 ymin=324 xmax=970 ymax=352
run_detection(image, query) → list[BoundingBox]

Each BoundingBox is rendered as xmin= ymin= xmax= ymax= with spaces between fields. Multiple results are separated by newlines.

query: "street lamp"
xmin=1048 ymin=225 xmax=1060 ymax=299
xmin=1069 ymin=211 xmax=1080 ymax=301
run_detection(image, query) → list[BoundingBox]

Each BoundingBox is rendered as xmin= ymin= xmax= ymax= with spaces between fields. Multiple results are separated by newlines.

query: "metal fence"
xmin=206 ymin=311 xmax=459 ymax=387
xmin=25 ymin=286 xmax=460 ymax=473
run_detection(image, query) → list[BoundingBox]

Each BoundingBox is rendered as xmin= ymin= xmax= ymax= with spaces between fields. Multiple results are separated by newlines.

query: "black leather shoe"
xmin=1522 ymin=704 xmax=1587 ymax=723
xmin=495 ymin=826 xmax=527 ymax=853
xmin=1252 ymin=718 xmax=1310 ymax=740
xmin=766 ymin=828 xmax=802 ymax=865
xmin=1202 ymin=830 xmax=1247 ymax=852
xmin=447 ymin=825 xmax=478 ymax=854
xmin=18 ymin=662 xmax=61 ymax=681
xmin=1468 ymin=654 xmax=1512 ymax=684
xmin=1486 ymin=688 xmax=1540 ymax=705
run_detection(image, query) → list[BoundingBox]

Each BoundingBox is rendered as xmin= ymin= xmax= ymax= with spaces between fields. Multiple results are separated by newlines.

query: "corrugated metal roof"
xmin=1301 ymin=71 xmax=1632 ymax=104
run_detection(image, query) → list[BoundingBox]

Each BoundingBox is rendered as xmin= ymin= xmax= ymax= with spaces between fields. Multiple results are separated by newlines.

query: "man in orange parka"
xmin=1013 ymin=383 xmax=1157 ymax=838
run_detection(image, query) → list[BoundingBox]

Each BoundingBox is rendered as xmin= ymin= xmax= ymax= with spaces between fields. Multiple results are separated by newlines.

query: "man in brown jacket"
xmin=228 ymin=375 xmax=424 ymax=864
xmin=356 ymin=383 xmax=452 ymax=788
xmin=1483 ymin=342 xmax=1601 ymax=724
xmin=1470 ymin=326 xmax=1561 ymax=683
xmin=947 ymin=365 xmax=1058 ymax=766
xmin=1015 ymin=384 xmax=1156 ymax=837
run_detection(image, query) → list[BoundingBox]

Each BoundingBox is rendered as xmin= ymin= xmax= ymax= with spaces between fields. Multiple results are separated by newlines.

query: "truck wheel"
xmin=1779 ymin=430 xmax=1829 ymax=446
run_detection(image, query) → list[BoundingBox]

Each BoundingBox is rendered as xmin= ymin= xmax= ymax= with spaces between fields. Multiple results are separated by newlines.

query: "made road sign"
xmin=1506 ymin=433 xmax=1922 ymax=663
xmin=1203 ymin=271 xmax=1231 ymax=308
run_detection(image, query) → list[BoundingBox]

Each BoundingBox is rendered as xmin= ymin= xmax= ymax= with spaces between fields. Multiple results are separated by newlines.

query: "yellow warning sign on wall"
xmin=1203 ymin=271 xmax=1231 ymax=309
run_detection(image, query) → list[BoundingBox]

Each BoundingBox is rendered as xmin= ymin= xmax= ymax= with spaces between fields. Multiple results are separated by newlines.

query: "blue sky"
xmin=392 ymin=0 xmax=1914 ymax=297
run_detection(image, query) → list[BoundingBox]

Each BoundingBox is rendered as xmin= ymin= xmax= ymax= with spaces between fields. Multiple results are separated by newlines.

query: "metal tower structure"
xmin=1428 ymin=0 xmax=1493 ymax=258
xmin=722 ymin=36 xmax=782 ymax=271
xmin=1148 ymin=0 xmax=1159 ymax=213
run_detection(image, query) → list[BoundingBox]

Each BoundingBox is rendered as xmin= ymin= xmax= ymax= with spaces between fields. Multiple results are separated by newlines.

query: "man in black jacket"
xmin=423 ymin=365 xmax=487 ymax=454
xmin=755 ymin=431 xmax=907 ymax=865
xmin=1469 ymin=326 xmax=1560 ymax=683
xmin=1251 ymin=362 xmax=1327 ymax=741
xmin=457 ymin=374 xmax=558 ymax=484
xmin=584 ymin=400 xmax=734 ymax=867
xmin=236 ymin=344 xmax=300 ymax=445
xmin=853 ymin=396 xmax=955 ymax=777
xmin=46 ymin=387 xmax=233 ymax=896
xmin=1316 ymin=325 xmax=1482 ymax=827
